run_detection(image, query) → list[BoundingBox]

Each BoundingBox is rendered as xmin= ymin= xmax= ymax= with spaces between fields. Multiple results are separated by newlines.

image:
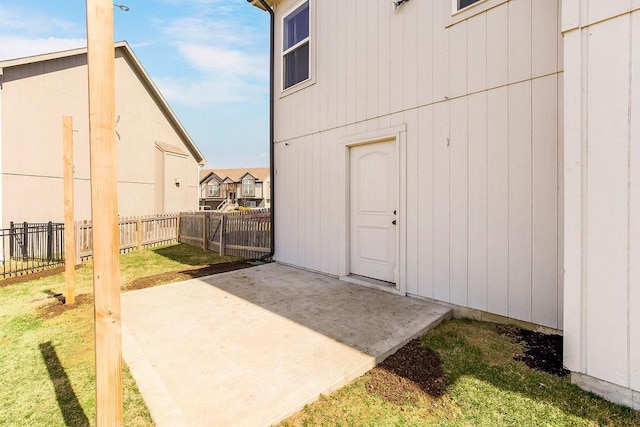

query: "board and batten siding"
xmin=271 ymin=0 xmax=563 ymax=328
xmin=563 ymin=0 xmax=640 ymax=407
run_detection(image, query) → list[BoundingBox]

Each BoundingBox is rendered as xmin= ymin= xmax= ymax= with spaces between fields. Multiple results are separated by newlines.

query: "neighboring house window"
xmin=455 ymin=0 xmax=482 ymax=11
xmin=243 ymin=178 xmax=255 ymax=197
xmin=207 ymin=183 xmax=220 ymax=197
xmin=282 ymin=0 xmax=310 ymax=90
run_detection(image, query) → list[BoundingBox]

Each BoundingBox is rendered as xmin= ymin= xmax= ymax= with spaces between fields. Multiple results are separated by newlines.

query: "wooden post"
xmin=63 ymin=115 xmax=75 ymax=305
xmin=219 ymin=214 xmax=226 ymax=256
xmin=202 ymin=214 xmax=207 ymax=251
xmin=85 ymin=0 xmax=123 ymax=424
xmin=136 ymin=218 xmax=142 ymax=251
xmin=176 ymin=213 xmax=180 ymax=243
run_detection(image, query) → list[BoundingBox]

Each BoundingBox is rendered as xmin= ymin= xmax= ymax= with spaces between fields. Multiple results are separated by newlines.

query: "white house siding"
xmin=272 ymin=0 xmax=564 ymax=328
xmin=563 ymin=1 xmax=640 ymax=406
xmin=0 ymin=49 xmax=200 ymax=226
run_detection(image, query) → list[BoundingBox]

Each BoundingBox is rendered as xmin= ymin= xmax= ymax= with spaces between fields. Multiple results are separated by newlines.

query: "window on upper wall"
xmin=242 ymin=178 xmax=255 ymax=197
xmin=207 ymin=183 xmax=220 ymax=197
xmin=455 ymin=0 xmax=482 ymax=11
xmin=282 ymin=0 xmax=310 ymax=90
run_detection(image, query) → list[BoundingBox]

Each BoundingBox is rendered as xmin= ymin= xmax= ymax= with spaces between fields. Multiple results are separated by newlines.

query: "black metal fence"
xmin=1 ymin=222 xmax=65 ymax=278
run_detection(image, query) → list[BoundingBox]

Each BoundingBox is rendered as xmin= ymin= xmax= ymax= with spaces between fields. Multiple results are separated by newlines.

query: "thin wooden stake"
xmin=85 ymin=0 xmax=123 ymax=424
xmin=63 ymin=116 xmax=75 ymax=305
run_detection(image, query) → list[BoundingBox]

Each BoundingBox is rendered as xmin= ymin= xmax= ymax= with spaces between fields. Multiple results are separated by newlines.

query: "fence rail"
xmin=75 ymin=213 xmax=179 ymax=261
xmin=1 ymin=222 xmax=65 ymax=278
xmin=179 ymin=209 xmax=271 ymax=259
xmin=0 ymin=214 xmax=179 ymax=278
xmin=0 ymin=210 xmax=268 ymax=279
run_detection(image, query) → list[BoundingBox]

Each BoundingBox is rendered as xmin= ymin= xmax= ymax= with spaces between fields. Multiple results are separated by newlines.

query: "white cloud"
xmin=155 ymin=75 xmax=267 ymax=107
xmin=0 ymin=6 xmax=82 ymax=36
xmin=178 ymin=44 xmax=267 ymax=77
xmin=149 ymin=0 xmax=269 ymax=107
xmin=0 ymin=36 xmax=86 ymax=61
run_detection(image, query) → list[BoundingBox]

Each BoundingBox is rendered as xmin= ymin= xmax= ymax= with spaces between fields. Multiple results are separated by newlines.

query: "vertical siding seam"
xmin=448 ymin=101 xmax=452 ymax=303
xmin=431 ymin=106 xmax=435 ymax=299
xmin=580 ymin=5 xmax=590 ymax=373
xmin=484 ymin=12 xmax=490 ymax=312
xmin=464 ymin=22 xmax=469 ymax=307
xmin=466 ymin=92 xmax=470 ymax=307
xmin=557 ymin=0 xmax=562 ymax=328
xmin=414 ymin=4 xmax=420 ymax=296
xmin=430 ymin=0 xmax=436 ymax=299
xmin=627 ymin=10 xmax=634 ymax=388
xmin=530 ymin=5 xmax=534 ymax=323
xmin=506 ymin=0 xmax=511 ymax=320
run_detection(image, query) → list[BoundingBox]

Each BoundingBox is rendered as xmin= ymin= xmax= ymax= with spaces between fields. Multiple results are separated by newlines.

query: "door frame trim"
xmin=338 ymin=124 xmax=407 ymax=295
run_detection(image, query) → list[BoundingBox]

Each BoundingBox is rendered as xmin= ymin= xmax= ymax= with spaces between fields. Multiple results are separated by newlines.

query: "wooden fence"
xmin=75 ymin=213 xmax=179 ymax=262
xmin=179 ymin=209 xmax=271 ymax=259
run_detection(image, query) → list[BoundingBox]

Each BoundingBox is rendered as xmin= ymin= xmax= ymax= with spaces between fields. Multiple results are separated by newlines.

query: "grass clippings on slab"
xmin=281 ymin=319 xmax=640 ymax=427
xmin=0 ymin=243 xmax=245 ymax=426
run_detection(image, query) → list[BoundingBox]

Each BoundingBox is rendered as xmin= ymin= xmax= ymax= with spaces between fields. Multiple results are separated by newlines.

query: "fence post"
xmin=202 ymin=213 xmax=207 ymax=251
xmin=176 ymin=213 xmax=181 ymax=243
xmin=219 ymin=214 xmax=226 ymax=256
xmin=47 ymin=221 xmax=53 ymax=261
xmin=22 ymin=221 xmax=28 ymax=261
xmin=136 ymin=218 xmax=142 ymax=251
xmin=9 ymin=221 xmax=14 ymax=258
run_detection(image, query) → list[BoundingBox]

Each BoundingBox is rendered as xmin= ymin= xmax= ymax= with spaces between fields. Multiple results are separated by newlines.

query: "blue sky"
xmin=0 ymin=0 xmax=270 ymax=168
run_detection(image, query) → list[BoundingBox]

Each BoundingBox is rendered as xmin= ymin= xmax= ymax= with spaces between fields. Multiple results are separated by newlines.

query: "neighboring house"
xmin=0 ymin=41 xmax=206 ymax=227
xmin=200 ymin=168 xmax=270 ymax=210
xmin=249 ymin=0 xmax=639 ymax=409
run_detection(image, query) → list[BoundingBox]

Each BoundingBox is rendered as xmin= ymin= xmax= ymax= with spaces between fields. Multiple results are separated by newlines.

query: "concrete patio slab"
xmin=122 ymin=263 xmax=451 ymax=427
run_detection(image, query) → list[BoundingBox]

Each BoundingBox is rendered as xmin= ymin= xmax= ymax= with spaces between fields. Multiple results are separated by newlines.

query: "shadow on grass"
xmin=423 ymin=321 xmax=640 ymax=425
xmin=150 ymin=243 xmax=224 ymax=266
xmin=124 ymin=261 xmax=253 ymax=291
xmin=39 ymin=342 xmax=89 ymax=427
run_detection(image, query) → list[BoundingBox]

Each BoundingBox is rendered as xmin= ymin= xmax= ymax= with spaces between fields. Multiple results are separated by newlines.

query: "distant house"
xmin=0 ymin=41 xmax=206 ymax=227
xmin=200 ymin=168 xmax=270 ymax=210
xmin=248 ymin=0 xmax=640 ymax=409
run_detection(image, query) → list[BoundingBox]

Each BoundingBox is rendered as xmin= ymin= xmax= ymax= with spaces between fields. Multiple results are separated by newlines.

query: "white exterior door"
xmin=349 ymin=140 xmax=396 ymax=283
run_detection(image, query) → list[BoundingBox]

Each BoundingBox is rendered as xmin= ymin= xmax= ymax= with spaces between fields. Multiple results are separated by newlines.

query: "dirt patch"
xmin=37 ymin=293 xmax=93 ymax=319
xmin=123 ymin=261 xmax=253 ymax=291
xmin=366 ymin=339 xmax=448 ymax=405
xmin=497 ymin=325 xmax=569 ymax=377
xmin=35 ymin=261 xmax=253 ymax=319
xmin=0 ymin=264 xmax=83 ymax=288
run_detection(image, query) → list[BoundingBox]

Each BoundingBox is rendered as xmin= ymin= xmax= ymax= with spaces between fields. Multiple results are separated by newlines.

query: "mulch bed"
xmin=366 ymin=324 xmax=569 ymax=405
xmin=366 ymin=339 xmax=448 ymax=405
xmin=497 ymin=325 xmax=569 ymax=377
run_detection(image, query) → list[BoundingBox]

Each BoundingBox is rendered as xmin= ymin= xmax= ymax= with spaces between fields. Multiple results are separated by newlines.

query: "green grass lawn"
xmin=0 ymin=244 xmax=240 ymax=426
xmin=281 ymin=320 xmax=640 ymax=427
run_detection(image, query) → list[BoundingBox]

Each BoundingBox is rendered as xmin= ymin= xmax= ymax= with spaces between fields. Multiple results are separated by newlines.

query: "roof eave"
xmin=248 ymin=0 xmax=277 ymax=11
xmin=117 ymin=43 xmax=207 ymax=165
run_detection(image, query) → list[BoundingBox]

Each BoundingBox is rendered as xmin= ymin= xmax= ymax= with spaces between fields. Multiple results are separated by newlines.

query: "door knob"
xmin=392 ymin=220 xmax=397 ymax=225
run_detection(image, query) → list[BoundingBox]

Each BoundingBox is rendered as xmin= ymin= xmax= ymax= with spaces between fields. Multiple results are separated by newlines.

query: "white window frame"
xmin=453 ymin=0 xmax=483 ymax=13
xmin=280 ymin=0 xmax=315 ymax=96
xmin=207 ymin=183 xmax=220 ymax=197
xmin=447 ymin=0 xmax=509 ymax=27
xmin=242 ymin=177 xmax=255 ymax=197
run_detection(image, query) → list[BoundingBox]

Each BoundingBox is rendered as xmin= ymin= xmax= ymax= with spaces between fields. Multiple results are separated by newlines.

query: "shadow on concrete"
xmin=39 ymin=342 xmax=89 ymax=427
xmin=197 ymin=264 xmax=450 ymax=358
